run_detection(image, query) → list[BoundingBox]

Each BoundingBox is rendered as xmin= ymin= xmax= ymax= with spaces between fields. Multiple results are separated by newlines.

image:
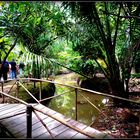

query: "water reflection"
xmin=48 ymin=73 xmax=108 ymax=125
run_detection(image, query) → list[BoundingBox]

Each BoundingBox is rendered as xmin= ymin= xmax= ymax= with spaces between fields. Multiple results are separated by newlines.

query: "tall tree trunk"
xmin=108 ymin=55 xmax=130 ymax=107
xmin=109 ymin=70 xmax=129 ymax=107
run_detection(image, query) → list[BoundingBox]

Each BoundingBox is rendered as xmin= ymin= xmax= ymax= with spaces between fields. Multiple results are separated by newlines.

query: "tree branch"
xmin=113 ymin=3 xmax=121 ymax=50
xmin=104 ymin=2 xmax=112 ymax=46
xmin=2 ymin=28 xmax=22 ymax=64
xmin=48 ymin=58 xmax=91 ymax=79
xmin=92 ymin=3 xmax=114 ymax=77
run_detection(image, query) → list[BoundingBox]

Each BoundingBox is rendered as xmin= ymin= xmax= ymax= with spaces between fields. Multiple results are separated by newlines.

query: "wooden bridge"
xmin=0 ymin=103 xmax=110 ymax=139
xmin=0 ymin=78 xmax=139 ymax=139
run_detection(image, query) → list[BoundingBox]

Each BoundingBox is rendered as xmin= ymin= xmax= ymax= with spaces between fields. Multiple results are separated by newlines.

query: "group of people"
xmin=0 ymin=59 xmax=25 ymax=81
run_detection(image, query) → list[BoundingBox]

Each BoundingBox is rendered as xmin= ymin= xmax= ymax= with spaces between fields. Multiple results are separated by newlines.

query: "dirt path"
xmin=0 ymin=79 xmax=17 ymax=103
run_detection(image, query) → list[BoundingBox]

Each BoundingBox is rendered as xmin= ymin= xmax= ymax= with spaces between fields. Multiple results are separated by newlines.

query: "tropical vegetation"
xmin=0 ymin=1 xmax=140 ymax=106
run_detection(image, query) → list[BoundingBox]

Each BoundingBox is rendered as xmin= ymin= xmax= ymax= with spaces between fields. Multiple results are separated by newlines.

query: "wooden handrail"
xmin=79 ymin=93 xmax=107 ymax=118
xmin=0 ymin=91 xmax=29 ymax=105
xmin=39 ymin=81 xmax=42 ymax=101
xmin=20 ymin=78 xmax=140 ymax=104
xmin=75 ymin=89 xmax=78 ymax=121
xmin=39 ymin=89 xmax=74 ymax=103
xmin=0 ymin=77 xmax=120 ymax=139
xmin=7 ymin=81 xmax=17 ymax=95
xmin=32 ymin=105 xmax=105 ymax=139
xmin=18 ymin=81 xmax=40 ymax=104
xmin=0 ymin=79 xmax=14 ymax=84
xmin=33 ymin=109 xmax=54 ymax=138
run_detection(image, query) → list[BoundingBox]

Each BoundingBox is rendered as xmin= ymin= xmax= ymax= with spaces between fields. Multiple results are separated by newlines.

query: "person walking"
xmin=0 ymin=59 xmax=9 ymax=81
xmin=19 ymin=61 xmax=25 ymax=77
xmin=10 ymin=59 xmax=17 ymax=79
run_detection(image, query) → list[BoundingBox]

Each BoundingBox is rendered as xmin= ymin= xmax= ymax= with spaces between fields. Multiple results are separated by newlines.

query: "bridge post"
xmin=26 ymin=105 xmax=33 ymax=138
xmin=1 ymin=81 xmax=4 ymax=103
xmin=75 ymin=89 xmax=78 ymax=121
xmin=16 ymin=79 xmax=19 ymax=99
xmin=39 ymin=81 xmax=42 ymax=101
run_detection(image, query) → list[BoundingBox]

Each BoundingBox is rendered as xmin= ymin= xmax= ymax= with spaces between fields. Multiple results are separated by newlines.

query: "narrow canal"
xmin=48 ymin=72 xmax=108 ymax=126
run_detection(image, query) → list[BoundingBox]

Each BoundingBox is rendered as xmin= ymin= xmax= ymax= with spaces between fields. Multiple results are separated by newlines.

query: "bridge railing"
xmin=0 ymin=77 xmax=140 ymax=138
xmin=17 ymin=77 xmax=140 ymax=129
xmin=0 ymin=78 xmax=106 ymax=138
xmin=1 ymin=78 xmax=139 ymax=106
xmin=19 ymin=77 xmax=140 ymax=104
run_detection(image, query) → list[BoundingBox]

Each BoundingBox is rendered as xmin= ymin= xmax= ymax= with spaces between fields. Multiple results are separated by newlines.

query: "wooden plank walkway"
xmin=0 ymin=103 xmax=111 ymax=139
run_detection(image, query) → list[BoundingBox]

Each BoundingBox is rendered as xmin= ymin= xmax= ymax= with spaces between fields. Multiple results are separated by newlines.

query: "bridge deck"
xmin=0 ymin=103 xmax=110 ymax=139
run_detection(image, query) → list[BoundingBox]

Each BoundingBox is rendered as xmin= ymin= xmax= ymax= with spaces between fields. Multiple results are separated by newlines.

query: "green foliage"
xmin=2 ymin=1 xmax=140 ymax=101
xmin=62 ymin=2 xmax=140 ymax=100
xmin=131 ymin=73 xmax=140 ymax=78
xmin=0 ymin=1 xmax=77 ymax=78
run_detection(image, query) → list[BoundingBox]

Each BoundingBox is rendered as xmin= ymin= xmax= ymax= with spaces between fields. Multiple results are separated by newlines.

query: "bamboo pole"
xmin=0 ymin=82 xmax=2 ymax=98
xmin=139 ymin=116 xmax=140 ymax=138
xmin=0 ymin=81 xmax=3 ymax=92
xmin=33 ymin=81 xmax=36 ymax=88
xmin=7 ymin=81 xmax=16 ymax=94
xmin=33 ymin=106 xmax=104 ymax=139
xmin=20 ymin=78 xmax=140 ymax=105
xmin=39 ymin=81 xmax=42 ymax=101
xmin=16 ymin=79 xmax=19 ymax=99
xmin=26 ymin=105 xmax=32 ymax=138
xmin=18 ymin=81 xmax=40 ymax=104
xmin=39 ymin=90 xmax=74 ymax=103
xmin=75 ymin=89 xmax=78 ymax=121
xmin=0 ymin=90 xmax=29 ymax=105
xmin=78 ymin=93 xmax=114 ymax=127
xmin=80 ymin=93 xmax=107 ymax=118
xmin=1 ymin=81 xmax=4 ymax=103
xmin=33 ymin=110 xmax=54 ymax=139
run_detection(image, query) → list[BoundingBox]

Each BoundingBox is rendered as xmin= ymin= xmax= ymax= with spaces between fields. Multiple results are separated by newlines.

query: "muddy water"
xmin=48 ymin=73 xmax=108 ymax=125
